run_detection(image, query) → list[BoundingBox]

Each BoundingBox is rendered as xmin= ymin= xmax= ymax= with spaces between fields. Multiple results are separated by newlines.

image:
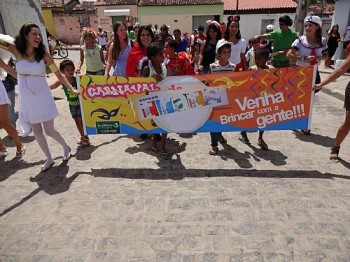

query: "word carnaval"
xmin=86 ymin=82 xmax=160 ymax=99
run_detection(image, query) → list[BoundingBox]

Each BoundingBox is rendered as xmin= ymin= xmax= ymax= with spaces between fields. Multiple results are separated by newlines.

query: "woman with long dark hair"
xmin=217 ymin=18 xmax=247 ymax=71
xmin=126 ymin=25 xmax=155 ymax=77
xmin=105 ymin=21 xmax=132 ymax=77
xmin=287 ymin=16 xmax=328 ymax=135
xmin=0 ymin=23 xmax=78 ymax=171
xmin=325 ymin=24 xmax=340 ymax=68
xmin=197 ymin=21 xmax=222 ymax=74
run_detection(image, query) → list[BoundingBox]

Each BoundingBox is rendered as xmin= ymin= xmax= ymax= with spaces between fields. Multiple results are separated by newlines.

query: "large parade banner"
xmin=78 ymin=66 xmax=315 ymax=135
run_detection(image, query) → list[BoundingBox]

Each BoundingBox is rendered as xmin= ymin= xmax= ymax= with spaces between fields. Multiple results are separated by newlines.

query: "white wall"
xmin=223 ymin=13 xmax=296 ymax=40
xmin=332 ymin=0 xmax=350 ymax=59
xmin=0 ymin=0 xmax=48 ymax=46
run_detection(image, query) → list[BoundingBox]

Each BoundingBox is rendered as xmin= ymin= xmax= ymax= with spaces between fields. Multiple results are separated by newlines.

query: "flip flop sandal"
xmin=330 ymin=146 xmax=340 ymax=163
xmin=15 ymin=146 xmax=26 ymax=158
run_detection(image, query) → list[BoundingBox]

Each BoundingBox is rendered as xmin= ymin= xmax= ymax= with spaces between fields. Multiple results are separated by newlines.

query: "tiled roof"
xmin=94 ymin=0 xmax=138 ymax=5
xmin=139 ymin=0 xmax=223 ymax=6
xmin=223 ymin=0 xmax=296 ymax=11
xmin=40 ymin=0 xmax=65 ymax=8
xmin=308 ymin=4 xmax=334 ymax=15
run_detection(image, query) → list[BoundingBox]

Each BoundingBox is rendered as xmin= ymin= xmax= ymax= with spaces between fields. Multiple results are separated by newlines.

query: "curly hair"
xmin=14 ymin=23 xmax=46 ymax=62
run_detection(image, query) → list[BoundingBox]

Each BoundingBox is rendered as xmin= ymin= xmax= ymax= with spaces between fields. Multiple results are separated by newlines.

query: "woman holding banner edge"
xmin=313 ymin=49 xmax=350 ymax=162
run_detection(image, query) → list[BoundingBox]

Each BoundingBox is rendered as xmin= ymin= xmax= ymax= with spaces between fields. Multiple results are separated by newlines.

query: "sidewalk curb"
xmin=320 ymin=87 xmax=345 ymax=101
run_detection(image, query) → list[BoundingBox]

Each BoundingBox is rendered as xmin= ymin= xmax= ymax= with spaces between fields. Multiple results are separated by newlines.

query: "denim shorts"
xmin=86 ymin=69 xmax=105 ymax=75
xmin=69 ymin=104 xmax=82 ymax=118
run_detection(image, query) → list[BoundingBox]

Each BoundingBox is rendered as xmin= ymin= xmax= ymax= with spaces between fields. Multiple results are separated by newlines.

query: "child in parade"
xmin=141 ymin=43 xmax=169 ymax=159
xmin=208 ymin=41 xmax=236 ymax=155
xmin=191 ymin=39 xmax=202 ymax=73
xmin=164 ymin=39 xmax=188 ymax=76
xmin=77 ymin=29 xmax=105 ymax=75
xmin=50 ymin=59 xmax=90 ymax=147
xmin=239 ymin=48 xmax=273 ymax=150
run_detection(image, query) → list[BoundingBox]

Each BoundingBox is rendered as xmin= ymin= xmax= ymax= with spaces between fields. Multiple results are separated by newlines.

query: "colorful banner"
xmin=79 ymin=66 xmax=315 ymax=135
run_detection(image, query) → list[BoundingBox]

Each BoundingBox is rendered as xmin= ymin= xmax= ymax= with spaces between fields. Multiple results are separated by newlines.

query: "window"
xmin=261 ymin=19 xmax=275 ymax=34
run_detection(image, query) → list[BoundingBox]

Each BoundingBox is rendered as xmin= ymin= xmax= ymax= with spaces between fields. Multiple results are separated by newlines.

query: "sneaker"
xmin=239 ymin=132 xmax=251 ymax=145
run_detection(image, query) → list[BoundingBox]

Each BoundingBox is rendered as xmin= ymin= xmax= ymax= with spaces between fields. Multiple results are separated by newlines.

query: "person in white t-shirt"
xmin=217 ymin=18 xmax=247 ymax=71
xmin=97 ymin=26 xmax=107 ymax=51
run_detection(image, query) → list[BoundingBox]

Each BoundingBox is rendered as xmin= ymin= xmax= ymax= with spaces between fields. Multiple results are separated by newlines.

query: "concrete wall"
xmin=42 ymin=9 xmax=58 ymax=37
xmin=53 ymin=13 xmax=98 ymax=45
xmin=224 ymin=13 xmax=297 ymax=40
xmin=95 ymin=5 xmax=138 ymax=34
xmin=138 ymin=5 xmax=223 ymax=36
xmin=0 ymin=0 xmax=48 ymax=47
xmin=332 ymin=0 xmax=350 ymax=59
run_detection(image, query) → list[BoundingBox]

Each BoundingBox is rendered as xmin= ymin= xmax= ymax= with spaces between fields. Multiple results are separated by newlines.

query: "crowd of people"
xmin=1 ymin=15 xmax=350 ymax=171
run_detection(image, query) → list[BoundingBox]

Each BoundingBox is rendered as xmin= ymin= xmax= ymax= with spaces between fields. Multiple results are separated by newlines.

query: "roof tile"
xmin=139 ymin=0 xmax=223 ymax=6
xmin=223 ymin=0 xmax=296 ymax=11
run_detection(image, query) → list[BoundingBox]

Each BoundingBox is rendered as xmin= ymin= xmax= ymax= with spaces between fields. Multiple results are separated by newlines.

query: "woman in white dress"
xmin=0 ymin=58 xmax=25 ymax=158
xmin=0 ymin=23 xmax=79 ymax=171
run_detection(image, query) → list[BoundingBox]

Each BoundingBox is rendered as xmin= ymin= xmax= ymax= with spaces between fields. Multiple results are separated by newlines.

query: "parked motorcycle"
xmin=49 ymin=37 xmax=69 ymax=58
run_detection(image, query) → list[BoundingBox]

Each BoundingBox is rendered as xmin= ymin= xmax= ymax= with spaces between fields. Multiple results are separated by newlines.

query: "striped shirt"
xmin=209 ymin=61 xmax=236 ymax=74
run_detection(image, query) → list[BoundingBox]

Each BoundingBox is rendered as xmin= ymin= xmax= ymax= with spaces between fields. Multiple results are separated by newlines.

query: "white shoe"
xmin=62 ymin=146 xmax=71 ymax=161
xmin=41 ymin=160 xmax=55 ymax=172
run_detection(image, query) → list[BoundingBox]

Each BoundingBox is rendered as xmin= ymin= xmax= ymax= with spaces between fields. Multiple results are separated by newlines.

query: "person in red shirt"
xmin=194 ymin=25 xmax=207 ymax=44
xmin=164 ymin=39 xmax=188 ymax=76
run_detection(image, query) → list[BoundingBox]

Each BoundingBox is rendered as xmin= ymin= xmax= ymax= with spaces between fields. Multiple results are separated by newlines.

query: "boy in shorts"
xmin=50 ymin=59 xmax=90 ymax=146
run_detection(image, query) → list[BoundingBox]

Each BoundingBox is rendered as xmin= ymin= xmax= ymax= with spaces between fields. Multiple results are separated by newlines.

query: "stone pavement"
xmin=1 ymin=67 xmax=350 ymax=261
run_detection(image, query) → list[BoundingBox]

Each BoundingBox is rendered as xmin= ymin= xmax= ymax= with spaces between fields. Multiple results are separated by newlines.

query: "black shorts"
xmin=345 ymin=81 xmax=350 ymax=112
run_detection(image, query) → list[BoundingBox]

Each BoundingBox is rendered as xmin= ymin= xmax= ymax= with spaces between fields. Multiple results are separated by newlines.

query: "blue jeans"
xmin=6 ymin=89 xmax=16 ymax=127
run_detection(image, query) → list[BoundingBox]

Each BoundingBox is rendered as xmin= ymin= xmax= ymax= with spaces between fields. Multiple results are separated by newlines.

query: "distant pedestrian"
xmin=313 ymin=46 xmax=350 ymax=162
xmin=156 ymin=24 xmax=172 ymax=47
xmin=97 ymin=26 xmax=107 ymax=51
xmin=50 ymin=59 xmax=90 ymax=147
xmin=77 ymin=29 xmax=105 ymax=75
xmin=342 ymin=25 xmax=350 ymax=58
xmin=325 ymin=24 xmax=340 ymax=68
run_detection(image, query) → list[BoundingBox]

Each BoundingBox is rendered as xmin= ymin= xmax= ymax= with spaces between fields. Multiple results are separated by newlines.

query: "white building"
xmin=222 ymin=0 xmax=297 ymax=40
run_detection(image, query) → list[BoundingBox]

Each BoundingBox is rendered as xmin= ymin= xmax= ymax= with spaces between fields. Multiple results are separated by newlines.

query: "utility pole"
xmin=236 ymin=0 xmax=239 ymax=15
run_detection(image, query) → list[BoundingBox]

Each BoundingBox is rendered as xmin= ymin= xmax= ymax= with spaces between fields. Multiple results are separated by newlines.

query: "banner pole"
xmin=307 ymin=65 xmax=317 ymax=130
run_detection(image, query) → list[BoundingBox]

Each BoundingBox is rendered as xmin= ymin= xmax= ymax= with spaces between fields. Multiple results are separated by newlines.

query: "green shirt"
xmin=267 ymin=28 xmax=297 ymax=61
xmin=62 ymin=78 xmax=80 ymax=106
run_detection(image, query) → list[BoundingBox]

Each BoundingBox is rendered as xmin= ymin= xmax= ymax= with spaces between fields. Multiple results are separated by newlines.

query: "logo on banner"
xmin=96 ymin=121 xmax=120 ymax=134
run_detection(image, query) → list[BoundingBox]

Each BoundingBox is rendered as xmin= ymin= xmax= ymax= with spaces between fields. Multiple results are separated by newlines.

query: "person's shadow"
xmin=75 ymin=137 xmax=121 ymax=160
xmin=219 ymin=142 xmax=254 ymax=168
xmin=292 ymin=130 xmax=334 ymax=148
xmin=0 ymin=160 xmax=79 ymax=217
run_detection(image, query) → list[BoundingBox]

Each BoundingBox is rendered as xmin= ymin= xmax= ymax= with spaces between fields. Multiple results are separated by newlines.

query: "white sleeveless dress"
xmin=16 ymin=59 xmax=58 ymax=136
